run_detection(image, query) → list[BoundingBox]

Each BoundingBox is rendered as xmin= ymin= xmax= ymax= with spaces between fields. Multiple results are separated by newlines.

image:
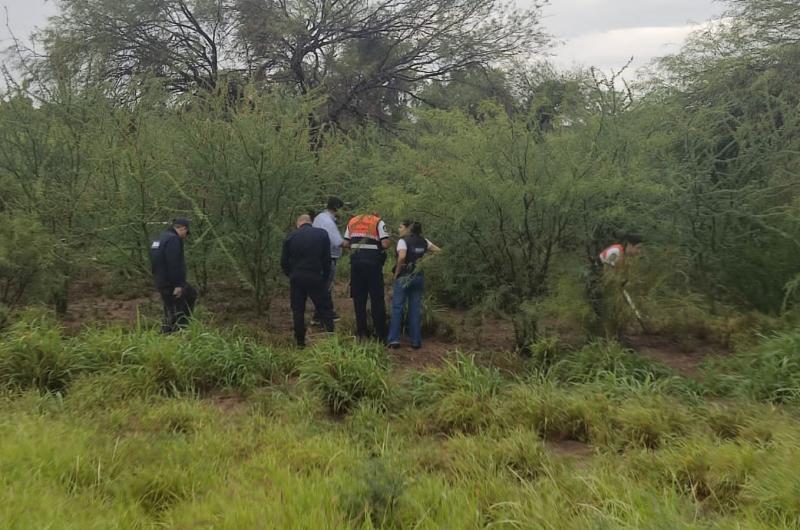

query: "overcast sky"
xmin=0 ymin=0 xmax=726 ymax=78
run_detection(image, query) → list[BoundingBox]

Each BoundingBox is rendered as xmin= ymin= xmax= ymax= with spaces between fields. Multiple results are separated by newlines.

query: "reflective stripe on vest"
xmin=599 ymin=244 xmax=624 ymax=266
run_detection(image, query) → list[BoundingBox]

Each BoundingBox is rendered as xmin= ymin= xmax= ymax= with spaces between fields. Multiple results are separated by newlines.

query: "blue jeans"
xmin=387 ymin=274 xmax=424 ymax=346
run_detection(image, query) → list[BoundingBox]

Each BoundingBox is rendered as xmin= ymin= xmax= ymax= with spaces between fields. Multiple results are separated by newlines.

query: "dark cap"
xmin=172 ymin=218 xmax=191 ymax=233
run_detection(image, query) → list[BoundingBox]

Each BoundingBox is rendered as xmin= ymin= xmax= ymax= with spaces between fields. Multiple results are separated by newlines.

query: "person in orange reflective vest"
xmin=596 ymin=233 xmax=645 ymax=338
xmin=343 ymin=213 xmax=390 ymax=341
xmin=599 ymin=234 xmax=642 ymax=268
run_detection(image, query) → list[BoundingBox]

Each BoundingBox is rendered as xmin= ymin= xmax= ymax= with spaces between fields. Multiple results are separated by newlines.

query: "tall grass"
xmin=0 ymin=312 xmax=295 ymax=396
xmin=703 ymin=329 xmax=800 ymax=403
xmin=3 ymin=314 xmax=800 ymax=528
xmin=299 ymin=337 xmax=391 ymax=415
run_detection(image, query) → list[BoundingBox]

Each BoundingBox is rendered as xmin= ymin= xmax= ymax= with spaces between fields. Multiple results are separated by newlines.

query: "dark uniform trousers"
xmin=290 ymin=271 xmax=334 ymax=346
xmin=159 ymin=284 xmax=198 ymax=333
xmin=350 ymin=261 xmax=387 ymax=340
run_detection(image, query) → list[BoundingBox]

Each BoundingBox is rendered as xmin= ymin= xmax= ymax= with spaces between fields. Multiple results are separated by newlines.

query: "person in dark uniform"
xmin=343 ymin=213 xmax=390 ymax=341
xmin=281 ymin=214 xmax=335 ymax=347
xmin=149 ymin=218 xmax=197 ymax=333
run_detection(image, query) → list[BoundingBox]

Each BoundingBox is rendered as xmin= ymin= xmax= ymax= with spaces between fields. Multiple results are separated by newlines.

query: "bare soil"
xmin=627 ymin=334 xmax=730 ymax=377
xmin=61 ymin=280 xmax=731 ymax=376
xmin=544 ymin=440 xmax=595 ymax=464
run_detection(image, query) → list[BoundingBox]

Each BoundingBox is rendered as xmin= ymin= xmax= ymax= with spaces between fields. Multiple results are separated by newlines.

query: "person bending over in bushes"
xmin=387 ymin=221 xmax=441 ymax=350
xmin=597 ymin=233 xmax=646 ymax=339
xmin=149 ymin=218 xmax=197 ymax=333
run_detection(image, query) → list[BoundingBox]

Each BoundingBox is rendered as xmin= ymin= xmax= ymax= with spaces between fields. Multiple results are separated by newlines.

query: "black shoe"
xmin=333 ymin=312 xmax=341 ymax=322
xmin=411 ymin=344 xmax=421 ymax=350
xmin=388 ymin=342 xmax=401 ymax=349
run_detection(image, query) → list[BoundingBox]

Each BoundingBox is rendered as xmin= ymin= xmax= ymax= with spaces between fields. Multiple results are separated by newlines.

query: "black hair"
xmin=402 ymin=220 xmax=423 ymax=236
xmin=327 ymin=196 xmax=344 ymax=210
xmin=621 ymin=233 xmax=643 ymax=245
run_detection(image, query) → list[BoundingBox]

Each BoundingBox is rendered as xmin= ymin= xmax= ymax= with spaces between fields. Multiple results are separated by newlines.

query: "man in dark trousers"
xmin=344 ymin=212 xmax=390 ymax=342
xmin=149 ymin=218 xmax=197 ymax=333
xmin=281 ymin=214 xmax=335 ymax=347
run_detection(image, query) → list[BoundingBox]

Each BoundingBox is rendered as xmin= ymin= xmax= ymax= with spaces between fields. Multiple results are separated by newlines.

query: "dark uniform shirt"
xmin=397 ymin=234 xmax=429 ymax=277
xmin=281 ymin=224 xmax=332 ymax=278
xmin=149 ymin=228 xmax=187 ymax=289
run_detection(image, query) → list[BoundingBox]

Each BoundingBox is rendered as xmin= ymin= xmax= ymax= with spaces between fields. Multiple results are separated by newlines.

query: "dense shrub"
xmin=0 ymin=312 xmax=74 ymax=392
xmin=703 ymin=330 xmax=800 ymax=403
xmin=299 ymin=337 xmax=391 ymax=415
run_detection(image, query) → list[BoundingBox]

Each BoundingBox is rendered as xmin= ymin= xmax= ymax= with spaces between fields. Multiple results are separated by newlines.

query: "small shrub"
xmin=666 ymin=442 xmax=760 ymax=511
xmin=609 ymin=398 xmax=691 ymax=450
xmin=0 ymin=311 xmax=75 ymax=392
xmin=551 ymin=340 xmax=674 ymax=384
xmin=346 ymin=399 xmax=393 ymax=450
xmin=408 ymin=354 xmax=504 ymax=434
xmin=497 ymin=383 xmax=609 ymax=443
xmin=299 ymin=337 xmax=390 ymax=415
xmin=409 ymin=354 xmax=503 ymax=405
xmin=703 ymin=330 xmax=800 ymax=404
xmin=0 ymin=214 xmax=63 ymax=309
xmin=341 ymin=458 xmax=406 ymax=528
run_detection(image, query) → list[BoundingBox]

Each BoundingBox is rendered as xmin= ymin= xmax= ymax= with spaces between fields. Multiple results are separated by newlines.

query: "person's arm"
xmin=378 ymin=220 xmax=390 ymax=249
xmin=342 ymin=226 xmax=351 ymax=249
xmin=394 ymin=249 xmax=407 ymax=280
xmin=281 ymin=236 xmax=292 ymax=276
xmin=393 ymin=239 xmax=406 ymax=280
xmin=427 ymin=240 xmax=442 ymax=253
xmin=321 ymin=232 xmax=331 ymax=278
xmin=328 ymin=218 xmax=344 ymax=249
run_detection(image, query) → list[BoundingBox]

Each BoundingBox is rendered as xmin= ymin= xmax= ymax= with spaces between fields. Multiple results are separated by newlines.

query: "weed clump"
xmin=408 ymin=354 xmax=503 ymax=434
xmin=299 ymin=337 xmax=390 ymax=415
xmin=341 ymin=458 xmax=406 ymax=528
xmin=0 ymin=311 xmax=74 ymax=393
xmin=703 ymin=330 xmax=800 ymax=404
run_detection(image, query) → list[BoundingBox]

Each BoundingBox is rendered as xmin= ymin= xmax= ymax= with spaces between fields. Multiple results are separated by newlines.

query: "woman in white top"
xmin=387 ymin=221 xmax=441 ymax=349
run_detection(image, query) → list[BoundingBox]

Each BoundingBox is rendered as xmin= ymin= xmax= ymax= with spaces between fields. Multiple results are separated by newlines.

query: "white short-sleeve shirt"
xmin=396 ymin=238 xmax=432 ymax=252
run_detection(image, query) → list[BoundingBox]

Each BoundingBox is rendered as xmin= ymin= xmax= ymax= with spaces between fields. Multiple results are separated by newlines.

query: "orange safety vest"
xmin=599 ymin=244 xmax=624 ymax=267
xmin=347 ymin=214 xmax=382 ymax=240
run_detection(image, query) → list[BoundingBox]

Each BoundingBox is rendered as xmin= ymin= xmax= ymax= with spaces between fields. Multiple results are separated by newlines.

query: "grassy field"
xmin=2 ymin=312 xmax=800 ymax=529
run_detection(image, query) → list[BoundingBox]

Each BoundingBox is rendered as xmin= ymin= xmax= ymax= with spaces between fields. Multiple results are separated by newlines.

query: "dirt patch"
xmin=544 ymin=439 xmax=594 ymax=464
xmin=628 ymin=334 xmax=730 ymax=377
xmin=389 ymin=342 xmax=458 ymax=371
xmin=208 ymin=393 xmax=249 ymax=414
xmin=62 ymin=281 xmax=157 ymax=333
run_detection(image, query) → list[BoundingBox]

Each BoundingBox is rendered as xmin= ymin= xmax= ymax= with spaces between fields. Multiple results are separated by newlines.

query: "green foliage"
xmin=0 ymin=214 xmax=63 ymax=317
xmin=3 ymin=326 xmax=800 ymax=528
xmin=703 ymin=329 xmax=800 ymax=403
xmin=0 ymin=312 xmax=292 ymax=395
xmin=340 ymin=458 xmax=406 ymax=528
xmin=407 ymin=354 xmax=504 ymax=434
xmin=0 ymin=310 xmax=72 ymax=393
xmin=548 ymin=340 xmax=686 ymax=392
xmin=299 ymin=337 xmax=391 ymax=415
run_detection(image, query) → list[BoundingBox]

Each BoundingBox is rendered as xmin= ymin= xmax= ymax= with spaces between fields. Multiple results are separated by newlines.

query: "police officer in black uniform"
xmin=344 ymin=213 xmax=390 ymax=342
xmin=281 ymin=214 xmax=335 ymax=347
xmin=149 ymin=218 xmax=197 ymax=333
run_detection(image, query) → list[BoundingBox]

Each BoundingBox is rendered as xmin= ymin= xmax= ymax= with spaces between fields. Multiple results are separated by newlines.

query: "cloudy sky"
xmin=0 ymin=0 xmax=725 ymax=77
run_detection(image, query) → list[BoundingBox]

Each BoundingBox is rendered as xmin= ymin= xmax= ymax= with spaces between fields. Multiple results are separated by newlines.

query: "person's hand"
xmin=173 ymin=286 xmax=184 ymax=298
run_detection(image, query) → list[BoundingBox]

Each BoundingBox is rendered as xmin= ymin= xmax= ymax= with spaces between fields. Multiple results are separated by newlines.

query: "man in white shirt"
xmin=312 ymin=197 xmax=345 ymax=322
